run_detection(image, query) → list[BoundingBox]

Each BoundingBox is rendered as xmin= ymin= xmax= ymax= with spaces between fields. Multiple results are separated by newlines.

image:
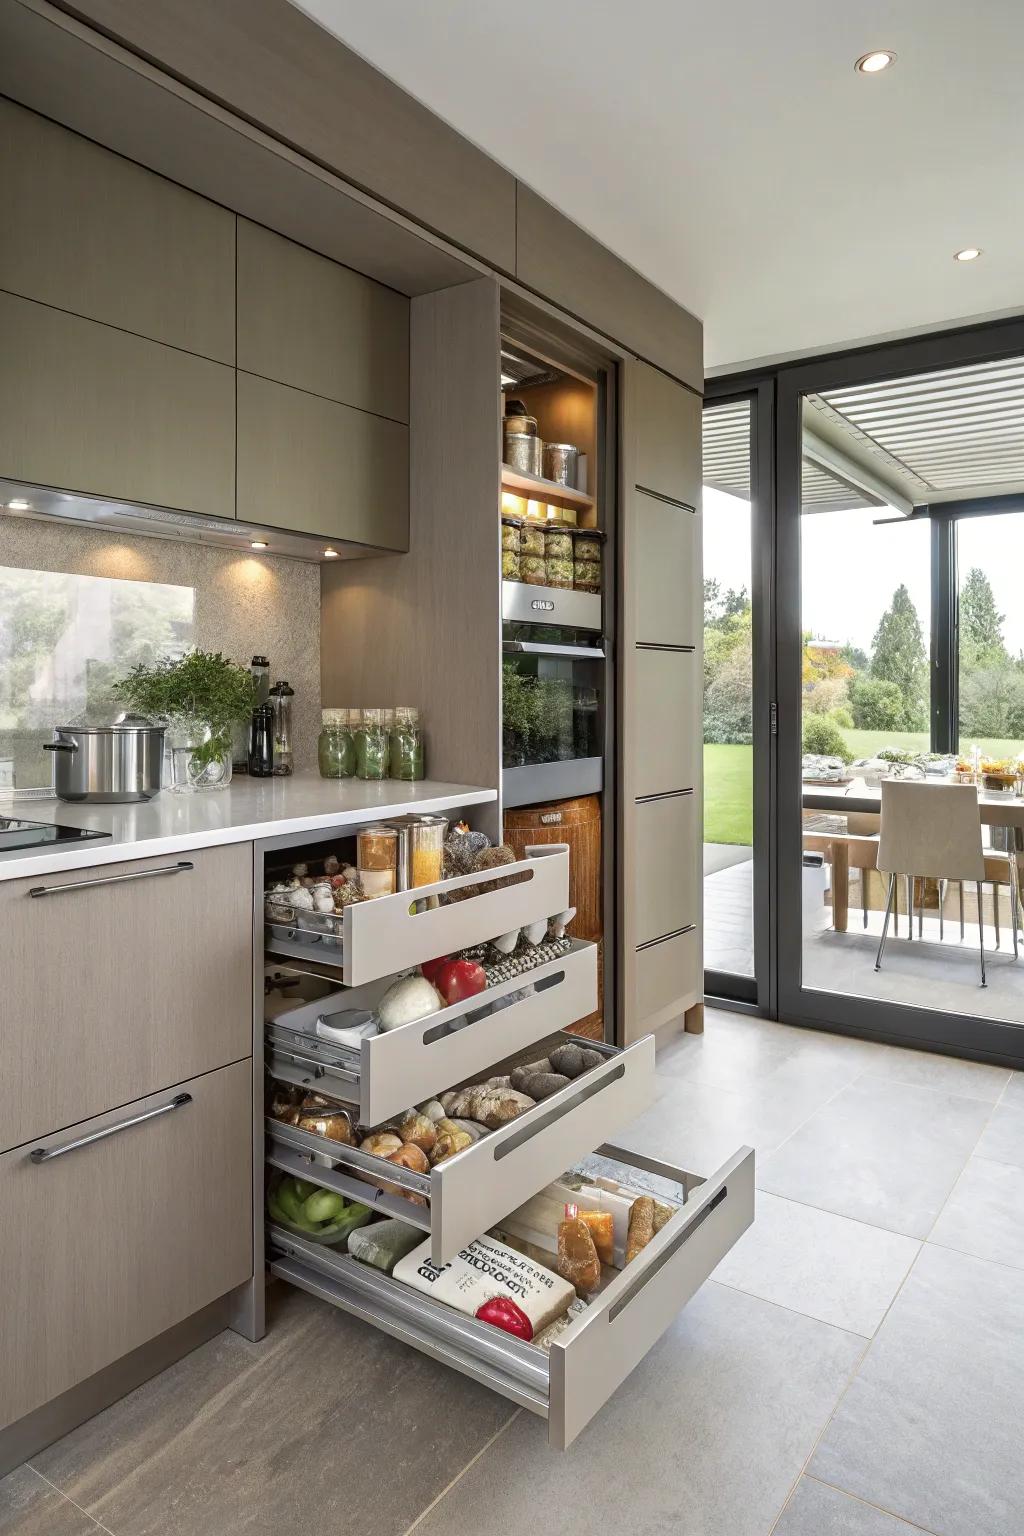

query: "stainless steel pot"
xmin=44 ymin=718 xmax=165 ymax=802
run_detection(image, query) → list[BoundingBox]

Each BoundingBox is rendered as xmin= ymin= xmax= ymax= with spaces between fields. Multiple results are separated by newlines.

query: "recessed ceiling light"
xmin=855 ymin=50 xmax=896 ymax=73
xmin=953 ymin=247 xmax=983 ymax=262
xmin=7 ymin=498 xmax=31 ymax=510
xmin=322 ymin=547 xmax=340 ymax=559
xmin=250 ymin=538 xmax=269 ymax=549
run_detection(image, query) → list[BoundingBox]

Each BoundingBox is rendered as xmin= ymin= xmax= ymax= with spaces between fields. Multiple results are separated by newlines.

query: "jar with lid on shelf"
xmin=357 ymin=824 xmax=399 ymax=898
xmin=572 ymin=529 xmax=603 ymax=594
xmin=520 ymin=521 xmax=547 ymax=586
xmin=317 ymin=708 xmax=356 ymax=779
xmin=355 ymin=708 xmax=388 ymax=781
xmin=544 ymin=525 xmax=575 ymax=590
xmin=382 ymin=707 xmax=395 ymax=776
xmin=501 ymin=514 xmax=522 ymax=581
xmin=390 ymin=706 xmax=425 ymax=781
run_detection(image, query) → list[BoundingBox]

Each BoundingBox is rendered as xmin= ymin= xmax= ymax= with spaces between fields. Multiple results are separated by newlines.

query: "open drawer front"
xmin=267 ymin=940 xmax=598 ymax=1125
xmin=266 ymin=1031 xmax=655 ymax=1264
xmin=268 ymin=1142 xmax=754 ymax=1449
xmin=265 ymin=846 xmax=570 ymax=987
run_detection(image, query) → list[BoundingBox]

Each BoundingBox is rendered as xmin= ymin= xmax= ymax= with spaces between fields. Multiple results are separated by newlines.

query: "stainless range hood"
xmin=0 ymin=479 xmax=387 ymax=564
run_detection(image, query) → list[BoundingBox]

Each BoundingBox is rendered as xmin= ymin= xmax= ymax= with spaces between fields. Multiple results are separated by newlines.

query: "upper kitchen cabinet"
xmin=0 ymin=291 xmax=235 ymax=518
xmin=237 ymin=373 xmax=408 ymax=550
xmin=0 ymin=99 xmax=234 ymax=364
xmin=632 ymin=362 xmax=702 ymax=506
xmin=237 ymin=220 xmax=409 ymax=423
xmin=58 ymin=0 xmax=518 ymax=273
xmin=516 ymin=189 xmax=703 ymax=392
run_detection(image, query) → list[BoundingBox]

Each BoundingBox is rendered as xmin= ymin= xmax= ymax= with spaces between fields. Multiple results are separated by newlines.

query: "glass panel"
xmin=702 ymin=399 xmax=754 ymax=980
xmin=956 ymin=513 xmax=1024 ymax=766
xmin=0 ymin=567 xmax=194 ymax=792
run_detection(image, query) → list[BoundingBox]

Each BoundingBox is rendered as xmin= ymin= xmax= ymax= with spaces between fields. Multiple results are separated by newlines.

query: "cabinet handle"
xmin=29 ymin=1093 xmax=193 ymax=1164
xmin=28 ymin=860 xmax=194 ymax=898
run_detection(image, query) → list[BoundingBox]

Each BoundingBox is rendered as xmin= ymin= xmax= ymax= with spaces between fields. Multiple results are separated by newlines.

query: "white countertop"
xmin=0 ymin=775 xmax=497 ymax=881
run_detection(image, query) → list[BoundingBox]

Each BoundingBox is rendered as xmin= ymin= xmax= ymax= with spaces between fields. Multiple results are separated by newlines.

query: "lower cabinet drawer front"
xmin=637 ymin=927 xmax=700 ymax=1030
xmin=267 ymin=1033 xmax=656 ymax=1266
xmin=634 ymin=794 xmax=698 ymax=947
xmin=0 ymin=1060 xmax=252 ymax=1429
xmin=267 ymin=940 xmax=598 ymax=1126
xmin=268 ymin=1143 xmax=754 ymax=1449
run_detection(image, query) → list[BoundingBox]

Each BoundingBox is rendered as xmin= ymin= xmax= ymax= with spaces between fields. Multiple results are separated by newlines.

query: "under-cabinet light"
xmin=250 ymin=539 xmax=269 ymax=550
xmin=322 ymin=547 xmax=340 ymax=558
xmin=7 ymin=498 xmax=31 ymax=510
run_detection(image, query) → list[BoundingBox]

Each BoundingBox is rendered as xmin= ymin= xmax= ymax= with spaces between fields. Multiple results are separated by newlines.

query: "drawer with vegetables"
xmin=265 ymin=1029 xmax=656 ymax=1265
xmin=263 ymin=827 xmax=570 ymax=988
xmin=265 ymin=939 xmax=598 ymax=1126
xmin=268 ymin=1143 xmax=754 ymax=1449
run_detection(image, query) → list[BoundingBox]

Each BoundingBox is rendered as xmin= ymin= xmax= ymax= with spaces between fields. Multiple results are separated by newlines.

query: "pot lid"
xmin=55 ymin=713 xmax=163 ymax=734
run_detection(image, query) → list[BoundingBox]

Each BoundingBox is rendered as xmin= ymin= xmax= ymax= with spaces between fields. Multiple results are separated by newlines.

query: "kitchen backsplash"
xmin=0 ymin=518 xmax=321 ymax=778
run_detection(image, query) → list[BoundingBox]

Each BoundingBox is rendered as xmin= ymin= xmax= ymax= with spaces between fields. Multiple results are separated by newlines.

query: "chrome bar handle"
xmin=29 ymin=1093 xmax=192 ymax=1163
xmin=28 ymin=860 xmax=194 ymax=898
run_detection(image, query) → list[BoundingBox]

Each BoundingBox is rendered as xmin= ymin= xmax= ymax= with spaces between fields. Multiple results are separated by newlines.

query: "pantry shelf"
xmin=501 ymin=465 xmax=594 ymax=512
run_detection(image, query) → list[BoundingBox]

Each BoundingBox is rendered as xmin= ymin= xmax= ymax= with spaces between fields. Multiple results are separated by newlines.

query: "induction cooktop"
xmin=0 ymin=816 xmax=111 ymax=851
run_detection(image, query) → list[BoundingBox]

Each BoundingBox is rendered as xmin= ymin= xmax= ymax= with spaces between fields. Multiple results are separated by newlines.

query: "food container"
xmin=542 ymin=442 xmax=579 ymax=488
xmin=356 ymin=708 xmax=388 ymax=781
xmin=44 ymin=718 xmax=165 ymax=803
xmin=390 ymin=706 xmax=424 ymax=782
xmin=503 ymin=407 xmax=538 ymax=440
xmin=545 ymin=525 xmax=575 ymax=590
xmin=501 ymin=515 xmax=522 ymax=582
xmin=521 ymin=522 xmax=546 ymax=559
xmin=505 ymin=432 xmax=543 ymax=477
xmin=318 ymin=708 xmax=356 ymax=779
xmin=357 ymin=824 xmax=399 ymax=898
xmin=573 ymin=561 xmax=601 ymax=594
xmin=572 ymin=529 xmax=603 ymax=593
xmin=407 ymin=814 xmax=448 ymax=888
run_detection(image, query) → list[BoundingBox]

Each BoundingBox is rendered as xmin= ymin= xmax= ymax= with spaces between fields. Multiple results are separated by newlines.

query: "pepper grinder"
xmin=268 ymin=681 xmax=294 ymax=776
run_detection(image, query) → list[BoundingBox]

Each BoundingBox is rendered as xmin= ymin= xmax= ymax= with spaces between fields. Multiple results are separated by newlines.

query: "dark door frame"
xmin=702 ymin=375 xmax=778 ymax=1016
xmin=772 ymin=315 xmax=1024 ymax=1066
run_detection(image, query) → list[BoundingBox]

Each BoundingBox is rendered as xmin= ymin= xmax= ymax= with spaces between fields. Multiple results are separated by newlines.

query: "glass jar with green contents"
xmin=545 ymin=525 xmax=574 ymax=590
xmin=356 ymin=707 xmax=388 ymax=780
xmin=501 ymin=515 xmax=522 ymax=582
xmin=520 ymin=521 xmax=547 ymax=585
xmin=391 ymin=706 xmax=425 ymax=781
xmin=317 ymin=708 xmax=356 ymax=778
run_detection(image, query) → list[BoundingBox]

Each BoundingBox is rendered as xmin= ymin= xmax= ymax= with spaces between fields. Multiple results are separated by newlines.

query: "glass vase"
xmin=166 ymin=718 xmax=233 ymax=793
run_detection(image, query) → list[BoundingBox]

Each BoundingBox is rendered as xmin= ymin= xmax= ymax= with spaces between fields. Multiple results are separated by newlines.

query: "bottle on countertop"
xmin=248 ymin=702 xmax=275 ymax=777
xmin=233 ymin=654 xmax=272 ymax=771
xmin=268 ymin=681 xmax=294 ymax=776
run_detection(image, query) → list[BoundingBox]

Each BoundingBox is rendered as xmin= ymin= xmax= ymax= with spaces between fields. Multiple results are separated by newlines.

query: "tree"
xmin=704 ymin=643 xmax=752 ymax=744
xmin=704 ymin=578 xmax=749 ymax=630
xmin=959 ymin=567 xmax=1007 ymax=669
xmin=802 ymin=715 xmax=853 ymax=763
xmin=850 ymin=676 xmax=905 ymax=731
xmin=870 ymin=584 xmax=927 ymax=729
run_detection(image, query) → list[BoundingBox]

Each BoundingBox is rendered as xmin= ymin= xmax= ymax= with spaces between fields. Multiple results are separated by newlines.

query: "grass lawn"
xmin=703 ymin=743 xmax=753 ymax=846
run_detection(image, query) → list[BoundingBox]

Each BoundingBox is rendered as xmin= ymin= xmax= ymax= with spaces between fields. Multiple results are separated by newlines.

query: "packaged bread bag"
xmin=393 ymin=1233 xmax=574 ymax=1334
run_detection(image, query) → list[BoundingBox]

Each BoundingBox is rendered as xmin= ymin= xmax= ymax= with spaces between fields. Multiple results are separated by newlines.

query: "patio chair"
xmin=874 ymin=780 xmax=1019 ymax=986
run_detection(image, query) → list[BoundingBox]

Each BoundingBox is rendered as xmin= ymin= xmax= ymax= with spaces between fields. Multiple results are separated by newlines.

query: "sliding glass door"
xmin=775 ymin=326 xmax=1024 ymax=1065
xmin=702 ymin=384 xmax=775 ymax=1010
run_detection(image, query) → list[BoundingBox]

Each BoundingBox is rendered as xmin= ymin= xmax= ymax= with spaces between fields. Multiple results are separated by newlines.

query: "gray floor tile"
xmin=973 ymin=1102 xmax=1024 ymax=1166
xmin=1001 ymin=1072 xmax=1024 ymax=1106
xmin=662 ymin=1017 xmax=797 ymax=1089
xmin=410 ymin=1281 xmax=865 ymax=1536
xmin=928 ymin=1156 xmax=1024 ymax=1269
xmin=775 ymin=1476 xmax=934 ymax=1534
xmin=33 ymin=1287 xmax=513 ymax=1536
xmin=713 ymin=1191 xmax=920 ymax=1337
xmin=864 ymin=1047 xmax=1011 ymax=1103
xmin=0 ymin=1468 xmax=97 ymax=1536
xmin=812 ymin=1243 xmax=1024 ymax=1536
xmin=757 ymin=1077 xmax=992 ymax=1237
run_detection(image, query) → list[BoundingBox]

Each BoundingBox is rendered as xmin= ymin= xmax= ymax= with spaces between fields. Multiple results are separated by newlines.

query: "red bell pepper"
xmin=475 ymin=1295 xmax=533 ymax=1341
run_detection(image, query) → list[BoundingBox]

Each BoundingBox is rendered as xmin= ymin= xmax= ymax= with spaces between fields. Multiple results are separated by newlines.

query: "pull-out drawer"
xmin=269 ymin=1143 xmax=754 ymax=1449
xmin=266 ymin=1031 xmax=655 ymax=1264
xmin=1 ymin=1060 xmax=252 ymax=1431
xmin=267 ymin=940 xmax=598 ymax=1125
xmin=265 ymin=846 xmax=570 ymax=987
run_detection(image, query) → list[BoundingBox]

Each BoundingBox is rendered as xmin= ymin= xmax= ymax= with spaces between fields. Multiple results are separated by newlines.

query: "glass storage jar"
xmin=268 ymin=681 xmax=294 ymax=776
xmin=520 ymin=521 xmax=547 ymax=586
xmin=357 ymin=824 xmax=399 ymax=898
xmin=318 ymin=708 xmax=355 ymax=778
xmin=390 ymin=706 xmax=425 ymax=782
xmin=501 ymin=515 xmax=522 ymax=582
xmin=407 ymin=814 xmax=447 ymax=887
xmin=355 ymin=708 xmax=388 ymax=781
xmin=544 ymin=525 xmax=574 ymax=590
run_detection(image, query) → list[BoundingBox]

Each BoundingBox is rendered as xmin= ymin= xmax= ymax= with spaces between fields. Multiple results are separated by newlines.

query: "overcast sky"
xmin=703 ymin=487 xmax=1024 ymax=658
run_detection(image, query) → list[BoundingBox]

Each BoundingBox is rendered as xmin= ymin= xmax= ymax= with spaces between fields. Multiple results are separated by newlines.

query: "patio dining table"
xmin=801 ymin=776 xmax=1024 ymax=931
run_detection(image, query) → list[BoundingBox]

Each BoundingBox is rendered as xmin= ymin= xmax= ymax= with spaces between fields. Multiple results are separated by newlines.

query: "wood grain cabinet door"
xmin=632 ymin=363 xmax=702 ymax=506
xmin=632 ymin=493 xmax=701 ymax=649
xmin=634 ymin=794 xmax=699 ymax=949
xmin=633 ymin=648 xmax=700 ymax=798
xmin=0 ymin=844 xmax=253 ymax=1152
xmin=0 ymin=291 xmax=235 ymax=518
xmin=0 ymin=1060 xmax=252 ymax=1430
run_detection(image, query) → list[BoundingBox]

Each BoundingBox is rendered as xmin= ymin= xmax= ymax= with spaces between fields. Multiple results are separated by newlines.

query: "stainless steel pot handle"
xmin=42 ymin=741 xmax=77 ymax=753
xmin=28 ymin=861 xmax=194 ymax=898
xmin=29 ymin=1093 xmax=192 ymax=1164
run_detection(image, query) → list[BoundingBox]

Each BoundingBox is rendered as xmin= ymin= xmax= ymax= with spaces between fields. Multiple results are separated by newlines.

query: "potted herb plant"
xmin=113 ymin=649 xmax=255 ymax=792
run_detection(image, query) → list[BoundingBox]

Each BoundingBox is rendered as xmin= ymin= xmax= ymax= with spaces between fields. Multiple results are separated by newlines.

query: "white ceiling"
xmin=291 ymin=0 xmax=1024 ymax=373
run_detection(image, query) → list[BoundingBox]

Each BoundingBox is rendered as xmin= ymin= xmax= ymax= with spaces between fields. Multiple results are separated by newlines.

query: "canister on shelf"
xmin=545 ymin=524 xmax=574 ymax=590
xmin=505 ymin=432 xmax=543 ymax=477
xmin=501 ymin=514 xmax=522 ymax=582
xmin=391 ymin=706 xmax=425 ymax=781
xmin=318 ymin=707 xmax=356 ymax=778
xmin=407 ymin=815 xmax=448 ymax=888
xmin=542 ymin=442 xmax=579 ymax=488
xmin=572 ymin=529 xmax=603 ymax=593
xmin=356 ymin=708 xmax=388 ymax=780
xmin=357 ymin=824 xmax=399 ymax=898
